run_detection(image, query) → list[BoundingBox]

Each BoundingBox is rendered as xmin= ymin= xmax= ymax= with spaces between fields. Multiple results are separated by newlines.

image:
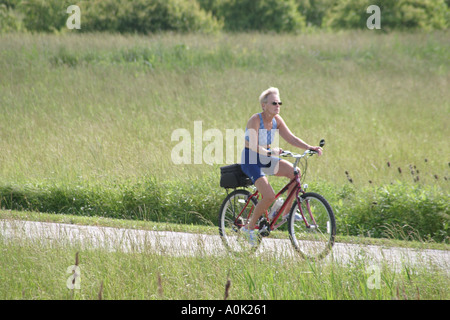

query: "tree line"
xmin=1 ymin=0 xmax=448 ymax=34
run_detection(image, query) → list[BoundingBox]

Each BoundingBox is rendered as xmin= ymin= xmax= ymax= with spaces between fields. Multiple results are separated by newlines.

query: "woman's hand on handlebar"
xmin=271 ymin=147 xmax=284 ymax=156
xmin=308 ymin=146 xmax=323 ymax=156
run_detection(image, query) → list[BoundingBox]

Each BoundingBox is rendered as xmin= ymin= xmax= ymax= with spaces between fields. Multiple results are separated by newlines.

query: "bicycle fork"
xmin=297 ymin=195 xmax=318 ymax=229
xmin=292 ymin=179 xmax=319 ymax=229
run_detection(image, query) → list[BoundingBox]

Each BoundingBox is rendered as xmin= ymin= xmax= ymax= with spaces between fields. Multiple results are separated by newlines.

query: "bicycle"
xmin=218 ymin=139 xmax=336 ymax=260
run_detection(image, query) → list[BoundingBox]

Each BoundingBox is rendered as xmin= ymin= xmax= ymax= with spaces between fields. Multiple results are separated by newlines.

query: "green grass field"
xmin=2 ymin=240 xmax=448 ymax=300
xmin=0 ymin=31 xmax=449 ymax=241
xmin=1 ymin=213 xmax=448 ymax=300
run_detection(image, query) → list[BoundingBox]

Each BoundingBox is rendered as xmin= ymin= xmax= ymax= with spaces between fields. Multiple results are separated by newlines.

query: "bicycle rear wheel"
xmin=218 ymin=189 xmax=261 ymax=253
xmin=288 ymin=192 xmax=336 ymax=260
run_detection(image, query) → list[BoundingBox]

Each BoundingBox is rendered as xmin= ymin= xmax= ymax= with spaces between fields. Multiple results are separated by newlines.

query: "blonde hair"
xmin=259 ymin=87 xmax=280 ymax=106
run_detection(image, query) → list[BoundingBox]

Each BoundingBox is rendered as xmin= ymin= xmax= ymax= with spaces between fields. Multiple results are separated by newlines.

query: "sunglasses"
xmin=271 ymin=102 xmax=283 ymax=106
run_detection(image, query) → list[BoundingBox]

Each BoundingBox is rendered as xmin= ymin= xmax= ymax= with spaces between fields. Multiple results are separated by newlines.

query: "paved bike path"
xmin=1 ymin=219 xmax=448 ymax=272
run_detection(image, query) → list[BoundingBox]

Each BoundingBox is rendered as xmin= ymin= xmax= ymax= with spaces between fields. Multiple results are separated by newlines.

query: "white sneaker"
xmin=241 ymin=227 xmax=258 ymax=246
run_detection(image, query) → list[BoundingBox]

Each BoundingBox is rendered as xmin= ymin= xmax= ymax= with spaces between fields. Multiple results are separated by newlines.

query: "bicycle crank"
xmin=258 ymin=217 xmax=271 ymax=237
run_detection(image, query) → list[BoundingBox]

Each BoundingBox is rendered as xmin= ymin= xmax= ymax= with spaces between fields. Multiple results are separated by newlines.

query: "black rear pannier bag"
xmin=220 ymin=164 xmax=252 ymax=188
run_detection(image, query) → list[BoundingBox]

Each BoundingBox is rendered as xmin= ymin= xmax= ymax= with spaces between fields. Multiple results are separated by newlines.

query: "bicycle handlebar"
xmin=280 ymin=139 xmax=325 ymax=159
xmin=280 ymin=149 xmax=316 ymax=158
xmin=278 ymin=139 xmax=325 ymax=181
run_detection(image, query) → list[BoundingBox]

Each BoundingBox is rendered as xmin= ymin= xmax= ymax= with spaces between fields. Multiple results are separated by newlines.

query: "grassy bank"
xmin=1 ymin=179 xmax=448 ymax=242
xmin=0 ymin=31 xmax=449 ymax=242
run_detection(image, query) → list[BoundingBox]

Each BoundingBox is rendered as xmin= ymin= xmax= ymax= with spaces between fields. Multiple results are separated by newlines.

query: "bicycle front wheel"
xmin=288 ymin=192 xmax=336 ymax=260
xmin=218 ymin=189 xmax=261 ymax=253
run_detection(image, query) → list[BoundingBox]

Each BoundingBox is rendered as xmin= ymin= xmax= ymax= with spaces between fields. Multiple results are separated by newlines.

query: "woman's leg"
xmin=274 ymin=159 xmax=297 ymax=216
xmin=246 ymin=176 xmax=275 ymax=230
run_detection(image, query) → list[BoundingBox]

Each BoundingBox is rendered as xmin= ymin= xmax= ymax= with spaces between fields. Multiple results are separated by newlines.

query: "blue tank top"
xmin=244 ymin=113 xmax=277 ymax=147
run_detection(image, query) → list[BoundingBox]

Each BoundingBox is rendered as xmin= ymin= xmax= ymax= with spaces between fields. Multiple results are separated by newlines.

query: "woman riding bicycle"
xmin=240 ymin=87 xmax=323 ymax=244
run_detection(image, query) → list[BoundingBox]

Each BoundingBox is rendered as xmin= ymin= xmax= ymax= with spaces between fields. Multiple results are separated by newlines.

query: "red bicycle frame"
xmin=235 ymin=170 xmax=318 ymax=232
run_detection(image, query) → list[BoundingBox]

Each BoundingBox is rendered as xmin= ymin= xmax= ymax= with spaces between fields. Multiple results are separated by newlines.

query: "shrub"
xmin=81 ymin=0 xmax=222 ymax=33
xmin=16 ymin=0 xmax=68 ymax=32
xmin=340 ymin=183 xmax=449 ymax=242
xmin=295 ymin=0 xmax=337 ymax=27
xmin=323 ymin=0 xmax=449 ymax=31
xmin=199 ymin=0 xmax=306 ymax=32
xmin=3 ymin=0 xmax=221 ymax=33
xmin=0 ymin=4 xmax=23 ymax=33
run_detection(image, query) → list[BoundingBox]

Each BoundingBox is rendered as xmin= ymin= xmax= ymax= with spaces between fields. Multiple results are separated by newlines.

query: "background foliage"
xmin=323 ymin=0 xmax=449 ymax=31
xmin=0 ymin=0 xmax=448 ymax=33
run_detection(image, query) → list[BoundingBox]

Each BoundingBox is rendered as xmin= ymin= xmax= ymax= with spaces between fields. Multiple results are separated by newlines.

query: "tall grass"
xmin=1 ymin=221 xmax=448 ymax=300
xmin=0 ymin=31 xmax=449 ymax=240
